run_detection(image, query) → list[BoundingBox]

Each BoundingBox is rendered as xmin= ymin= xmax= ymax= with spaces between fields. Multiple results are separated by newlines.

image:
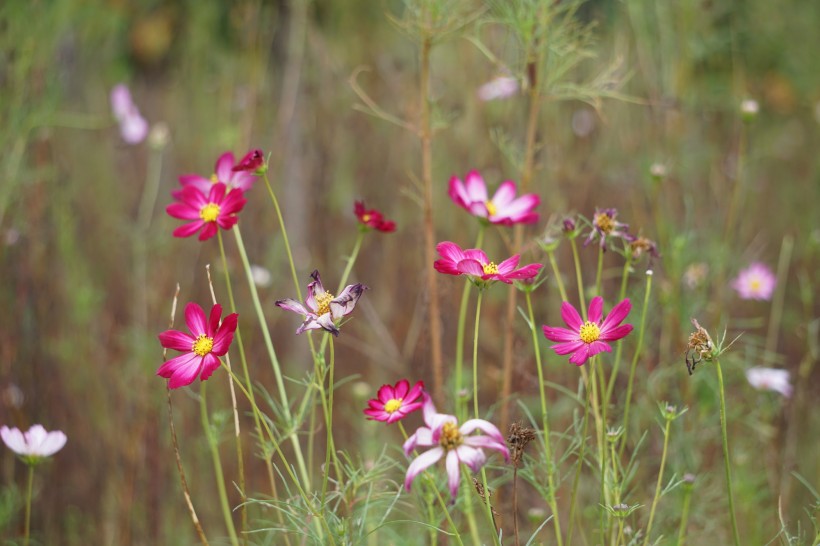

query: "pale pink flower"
xmin=434 ymin=241 xmax=542 ymax=285
xmin=477 ymin=76 xmax=519 ymax=101
xmin=363 ymin=380 xmax=425 ymax=424
xmin=448 ymin=170 xmax=539 ymax=225
xmin=1 ymin=425 xmax=66 ymax=462
xmin=746 ymin=367 xmax=792 ymax=397
xmin=584 ymin=208 xmax=630 ymax=250
xmin=542 ymin=296 xmax=633 ymax=366
xmin=110 ymin=84 xmax=148 ymax=144
xmin=404 ymin=395 xmax=509 ymax=500
xmin=275 ymin=270 xmax=367 ymax=336
xmin=731 ymin=262 xmax=776 ymax=301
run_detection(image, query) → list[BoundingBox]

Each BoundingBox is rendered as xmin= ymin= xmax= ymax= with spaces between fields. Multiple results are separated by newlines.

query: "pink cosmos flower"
xmin=404 ymin=394 xmax=509 ymax=501
xmin=232 ymin=149 xmax=266 ymax=173
xmin=745 ymin=367 xmax=792 ymax=397
xmin=354 ymin=201 xmax=396 ymax=233
xmin=1 ymin=425 xmax=66 ymax=463
xmin=542 ymin=296 xmax=633 ymax=366
xmin=731 ymin=262 xmax=776 ymax=301
xmin=364 ymin=380 xmax=425 ymax=423
xmin=157 ymin=303 xmax=239 ymax=389
xmin=110 ymin=84 xmax=148 ymax=144
xmin=448 ymin=170 xmax=539 ymax=225
xmin=166 ymin=183 xmax=247 ymax=241
xmin=584 ymin=208 xmax=630 ymax=250
xmin=433 ymin=241 xmax=542 ymax=285
xmin=174 ymin=151 xmax=256 ymax=198
xmin=275 ymin=270 xmax=367 ymax=336
xmin=477 ymin=76 xmax=519 ymax=101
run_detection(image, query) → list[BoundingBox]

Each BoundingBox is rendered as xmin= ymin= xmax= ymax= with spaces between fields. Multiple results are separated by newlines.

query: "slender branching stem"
xmin=570 ymin=238 xmax=587 ymax=317
xmin=715 ymin=358 xmax=741 ymax=546
xmin=595 ymin=244 xmax=605 ymax=297
xmin=643 ymin=418 xmax=672 ymax=546
xmin=605 ymin=256 xmax=632 ymax=408
xmin=455 ymin=226 xmax=485 ymax=421
xmin=548 ymin=250 xmax=569 ymax=303
xmin=23 ymin=464 xmax=33 ymax=546
xmin=566 ymin=373 xmax=592 ymax=546
xmin=676 ymin=483 xmax=693 ymax=546
xmin=472 ymin=288 xmax=484 ymax=419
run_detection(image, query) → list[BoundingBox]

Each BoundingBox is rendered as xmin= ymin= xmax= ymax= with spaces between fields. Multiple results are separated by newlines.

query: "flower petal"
xmin=560 ymin=301 xmax=584 ymax=330
xmin=464 ymin=170 xmax=488 ymax=203
xmin=456 ymin=259 xmax=485 ymax=277
xmin=330 ymin=283 xmax=367 ymax=319
xmin=172 ymin=221 xmax=205 ymax=239
xmin=405 ymin=447 xmax=444 ymax=491
xmin=393 ymin=379 xmax=410 ymax=399
xmin=445 ymin=450 xmax=461 ymax=500
xmin=214 ymin=151 xmax=235 ymax=183
xmin=601 ymin=298 xmax=632 ymax=331
xmin=490 ymin=181 xmax=517 ymax=207
xmin=184 ymin=303 xmax=208 ymax=337
xmin=588 ymin=296 xmax=604 ymax=323
xmin=455 ymin=444 xmax=488 ymax=471
xmin=158 ymin=330 xmax=195 ymax=352
xmin=542 ymin=325 xmax=579 ymax=343
xmin=600 ymin=324 xmax=633 ymax=342
xmin=551 ymin=340 xmax=586 ymax=355
xmin=275 ymin=298 xmax=309 ymax=316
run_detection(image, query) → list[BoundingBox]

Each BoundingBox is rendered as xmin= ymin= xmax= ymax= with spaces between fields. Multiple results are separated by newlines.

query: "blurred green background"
xmin=1 ymin=0 xmax=818 ymax=544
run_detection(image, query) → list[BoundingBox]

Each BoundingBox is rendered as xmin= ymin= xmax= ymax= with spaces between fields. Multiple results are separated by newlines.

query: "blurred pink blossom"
xmin=477 ymin=76 xmax=518 ymax=101
xmin=1 ymin=424 xmax=66 ymax=462
xmin=745 ymin=367 xmax=792 ymax=397
xmin=448 ymin=170 xmax=540 ymax=225
xmin=434 ymin=241 xmax=542 ymax=285
xmin=731 ymin=262 xmax=776 ymax=300
xmin=110 ymin=84 xmax=148 ymax=144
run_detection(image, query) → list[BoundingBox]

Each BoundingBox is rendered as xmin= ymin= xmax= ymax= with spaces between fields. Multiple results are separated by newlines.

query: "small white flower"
xmin=250 ymin=264 xmax=272 ymax=288
xmin=1 ymin=425 xmax=67 ymax=462
xmin=745 ymin=367 xmax=792 ymax=397
xmin=477 ymin=76 xmax=519 ymax=101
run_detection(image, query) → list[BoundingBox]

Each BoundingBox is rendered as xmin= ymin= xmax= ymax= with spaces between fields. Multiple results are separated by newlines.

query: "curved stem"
xmin=321 ymin=336 xmax=342 ymax=503
xmin=23 ymin=464 xmax=33 ymax=546
xmin=570 ymin=238 xmax=587 ymax=318
xmin=566 ymin=372 xmax=592 ymax=546
xmin=547 ymin=250 xmax=569 ymax=303
xmin=643 ymin=418 xmax=671 ymax=546
xmin=472 ymin=288 xmax=484 ymax=419
xmin=455 ymin=226 xmax=485 ymax=421
xmin=595 ymin=244 xmax=604 ymax=297
xmin=525 ymin=291 xmax=563 ymax=546
xmin=715 ymin=358 xmax=741 ymax=546
xmin=261 ymin=172 xmax=303 ymax=301
xmin=605 ymin=257 xmax=632 ymax=408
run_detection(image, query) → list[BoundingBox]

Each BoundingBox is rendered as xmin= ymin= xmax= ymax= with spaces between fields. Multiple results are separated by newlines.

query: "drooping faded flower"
xmin=363 ymin=379 xmax=425 ymax=423
xmin=354 ymin=201 xmax=396 ymax=233
xmin=477 ymin=76 xmax=519 ymax=101
xmin=542 ymin=296 xmax=633 ymax=366
xmin=746 ymin=367 xmax=792 ymax=397
xmin=448 ymin=170 xmax=539 ymax=226
xmin=404 ymin=395 xmax=509 ymax=501
xmin=166 ymin=183 xmax=247 ymax=241
xmin=731 ymin=262 xmax=776 ymax=301
xmin=174 ymin=151 xmax=256 ymax=198
xmin=110 ymin=84 xmax=148 ymax=144
xmin=275 ymin=270 xmax=367 ymax=336
xmin=434 ymin=241 xmax=542 ymax=285
xmin=1 ymin=425 xmax=67 ymax=464
xmin=157 ymin=303 xmax=238 ymax=389
xmin=584 ymin=208 xmax=630 ymax=250
xmin=625 ymin=234 xmax=660 ymax=261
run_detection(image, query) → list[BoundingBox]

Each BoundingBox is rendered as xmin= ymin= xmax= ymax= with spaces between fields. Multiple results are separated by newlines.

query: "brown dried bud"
xmin=507 ymin=421 xmax=537 ymax=467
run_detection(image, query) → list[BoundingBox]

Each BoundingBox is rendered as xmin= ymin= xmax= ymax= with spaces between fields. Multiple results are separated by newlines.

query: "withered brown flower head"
xmin=507 ymin=421 xmax=537 ymax=467
xmin=685 ymin=318 xmax=714 ymax=375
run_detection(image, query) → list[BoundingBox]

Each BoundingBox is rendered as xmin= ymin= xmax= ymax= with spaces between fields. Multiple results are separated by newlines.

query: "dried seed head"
xmin=507 ymin=421 xmax=537 ymax=467
xmin=686 ymin=318 xmax=714 ymax=374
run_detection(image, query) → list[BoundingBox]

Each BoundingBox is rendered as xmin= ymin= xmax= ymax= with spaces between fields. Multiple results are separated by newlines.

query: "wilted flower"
xmin=232 ymin=148 xmax=266 ymax=174
xmin=166 ymin=183 xmax=247 ymax=241
xmin=354 ymin=201 xmax=396 ymax=233
xmin=477 ymin=76 xmax=519 ymax=101
xmin=434 ymin=241 xmax=542 ymax=286
xmin=110 ymin=84 xmax=148 ymax=144
xmin=731 ymin=262 xmax=776 ymax=301
xmin=625 ymin=234 xmax=660 ymax=261
xmin=448 ymin=170 xmax=539 ymax=226
xmin=584 ymin=208 xmax=630 ymax=250
xmin=174 ymin=151 xmax=256 ymax=198
xmin=685 ymin=318 xmax=714 ymax=375
xmin=157 ymin=303 xmax=238 ymax=389
xmin=363 ymin=380 xmax=425 ymax=424
xmin=404 ymin=395 xmax=509 ymax=501
xmin=542 ymin=296 xmax=633 ymax=366
xmin=745 ymin=367 xmax=792 ymax=397
xmin=1 ymin=425 xmax=67 ymax=464
xmin=275 ymin=270 xmax=367 ymax=336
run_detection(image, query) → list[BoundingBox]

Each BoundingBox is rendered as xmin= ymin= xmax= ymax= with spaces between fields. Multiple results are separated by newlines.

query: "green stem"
xmin=261 ymin=172 xmax=303 ymax=300
xmin=321 ymin=336 xmax=341 ymax=504
xmin=605 ymin=257 xmax=632 ymax=408
xmin=231 ymin=225 xmax=311 ymax=489
xmin=199 ymin=382 xmax=240 ymax=546
xmin=547 ymin=250 xmax=569 ymax=303
xmin=525 ymin=290 xmax=563 ymax=546
xmin=472 ymin=288 xmax=484 ymax=419
xmin=23 ymin=464 xmax=34 ymax=546
xmin=455 ymin=226 xmax=485 ymax=421
xmin=570 ymin=238 xmax=587 ymax=318
xmin=338 ymin=231 xmax=365 ymax=291
xmin=643 ymin=418 xmax=671 ymax=546
xmin=619 ymin=271 xmax=653 ymax=458
xmin=479 ymin=466 xmax=501 ymax=546
xmin=676 ymin=483 xmax=693 ymax=546
xmin=715 ymin=358 xmax=741 ymax=546
xmin=596 ymin=361 xmax=609 ymax=539
xmin=595 ymin=244 xmax=605 ymax=297
xmin=566 ymin=374 xmax=592 ymax=546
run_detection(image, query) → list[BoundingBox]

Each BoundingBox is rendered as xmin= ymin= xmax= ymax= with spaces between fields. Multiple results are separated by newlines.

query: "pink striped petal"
xmin=445 ymin=450 xmax=461 ymax=499
xmin=184 ymin=303 xmax=208 ymax=337
xmin=588 ymin=296 xmax=603 ymax=323
xmin=601 ymin=298 xmax=632 ymax=331
xmin=405 ymin=447 xmax=444 ymax=491
xmin=463 ymin=170 xmax=488 ymax=202
xmin=158 ymin=330 xmax=195 ymax=351
xmin=542 ymin=325 xmax=579 ymax=343
xmin=560 ymin=301 xmax=584 ymax=330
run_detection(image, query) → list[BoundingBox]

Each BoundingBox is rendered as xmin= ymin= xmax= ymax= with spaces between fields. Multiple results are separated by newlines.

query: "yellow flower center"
xmin=210 ymin=173 xmax=219 ymax=184
xmin=361 ymin=213 xmax=371 ymax=223
xmin=315 ymin=291 xmax=335 ymax=316
xmin=483 ymin=262 xmax=499 ymax=275
xmin=192 ymin=334 xmax=214 ymax=356
xmin=579 ymin=321 xmax=601 ymax=344
xmin=384 ymin=398 xmax=402 ymax=413
xmin=750 ymin=278 xmax=761 ymax=291
xmin=439 ymin=422 xmax=463 ymax=450
xmin=594 ymin=212 xmax=615 ymax=234
xmin=200 ymin=203 xmax=221 ymax=223
xmin=485 ymin=201 xmax=497 ymax=216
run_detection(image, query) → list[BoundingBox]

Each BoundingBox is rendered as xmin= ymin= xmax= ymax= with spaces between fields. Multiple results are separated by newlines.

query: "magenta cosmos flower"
xmin=275 ymin=270 xmax=367 ymax=336
xmin=166 ymin=183 xmax=247 ymax=241
xmin=110 ymin=84 xmax=148 ymax=144
xmin=1 ymin=425 xmax=67 ymax=463
xmin=364 ymin=380 xmax=425 ymax=423
xmin=584 ymin=208 xmax=630 ymax=250
xmin=404 ymin=395 xmax=509 ymax=501
xmin=157 ymin=303 xmax=239 ymax=389
xmin=448 ymin=170 xmax=539 ymax=225
xmin=434 ymin=241 xmax=542 ymax=285
xmin=174 ymin=151 xmax=256 ymax=198
xmin=354 ymin=200 xmax=396 ymax=233
xmin=731 ymin=262 xmax=776 ymax=301
xmin=542 ymin=296 xmax=633 ymax=366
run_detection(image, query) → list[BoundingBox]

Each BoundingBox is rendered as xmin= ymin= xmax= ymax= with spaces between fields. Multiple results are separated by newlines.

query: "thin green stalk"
xmin=676 ymin=482 xmax=693 ymax=546
xmin=715 ymin=358 xmax=741 ymax=546
xmin=547 ymin=250 xmax=569 ymax=302
xmin=595 ymin=244 xmax=605 ymax=297
xmin=231 ymin=225 xmax=311 ymax=489
xmin=199 ymin=382 xmax=240 ymax=546
xmin=566 ymin=374 xmax=592 ymax=546
xmin=261 ymin=172 xmax=303 ymax=300
xmin=321 ymin=337 xmax=340 ymax=505
xmin=23 ymin=464 xmax=33 ymax=546
xmin=596 ymin=361 xmax=610 ymax=539
xmin=479 ymin=466 xmax=501 ymax=546
xmin=643 ymin=418 xmax=671 ymax=546
xmin=455 ymin=226 xmax=485 ymax=421
xmin=605 ymin=257 xmax=632 ymax=408
xmin=619 ymin=271 xmax=653 ymax=458
xmin=472 ymin=288 xmax=484 ymax=419
xmin=338 ymin=231 xmax=365 ymax=291
xmin=570 ymin=238 xmax=587 ymax=317
xmin=525 ymin=290 xmax=563 ymax=546
xmin=764 ymin=235 xmax=793 ymax=358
